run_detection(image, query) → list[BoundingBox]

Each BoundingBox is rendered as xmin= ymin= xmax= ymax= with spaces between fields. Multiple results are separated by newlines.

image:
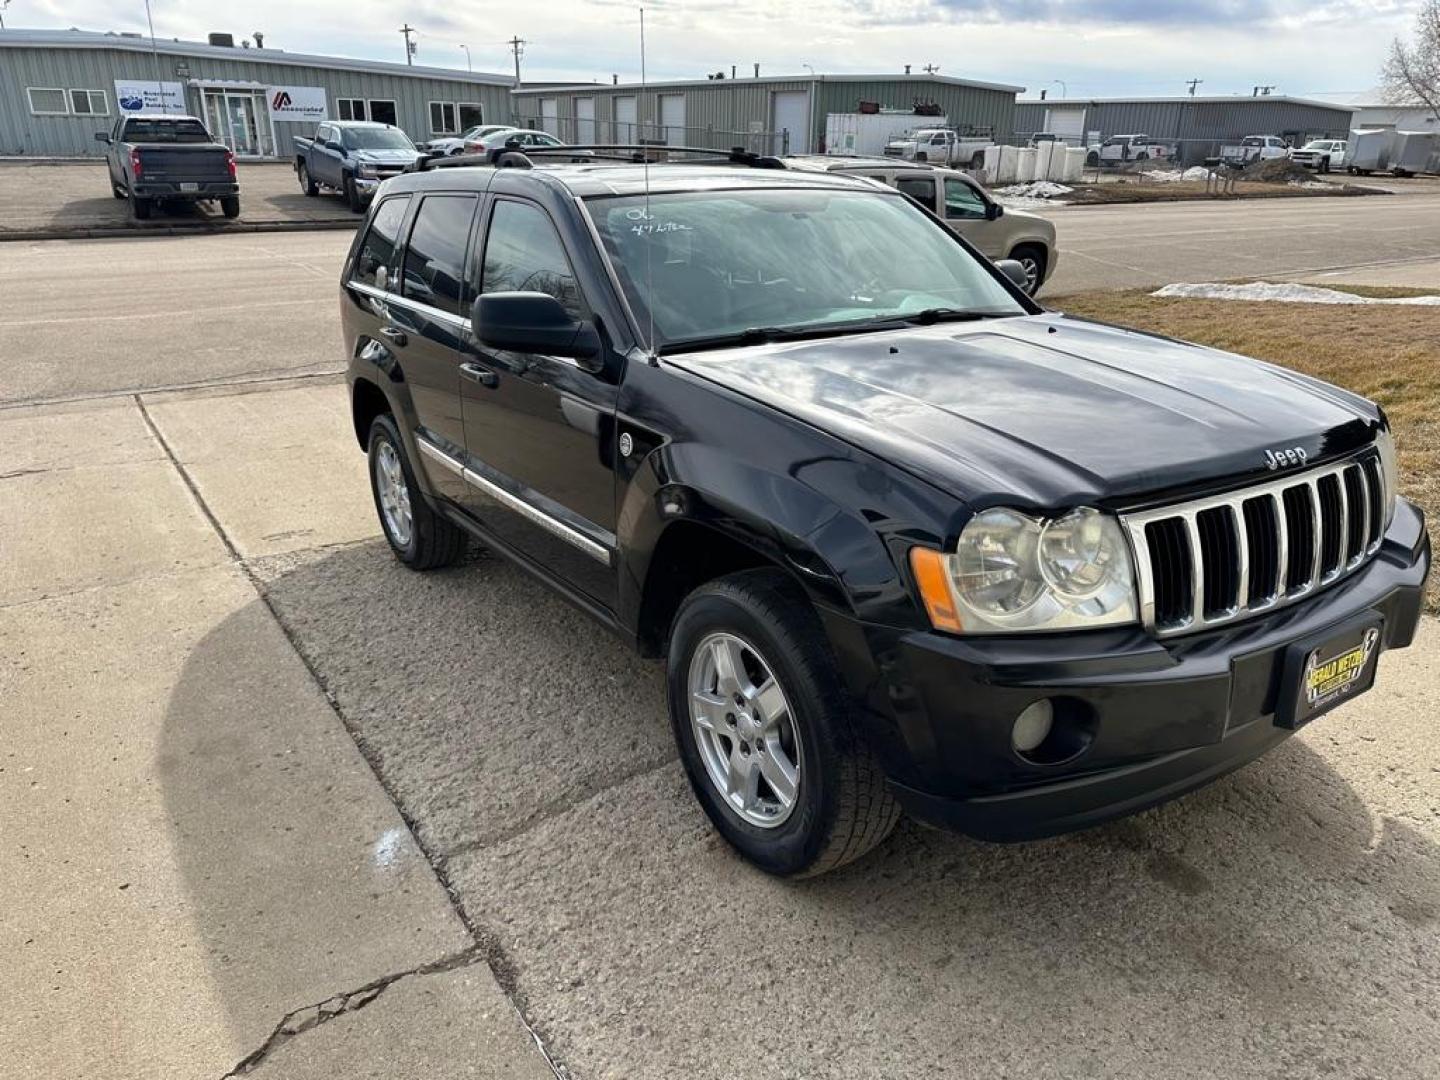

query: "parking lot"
xmin=4 ymin=193 xmax=1439 ymax=1079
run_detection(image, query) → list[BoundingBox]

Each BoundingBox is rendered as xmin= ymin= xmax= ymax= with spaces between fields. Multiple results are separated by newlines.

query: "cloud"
xmin=846 ymin=0 xmax=1414 ymax=28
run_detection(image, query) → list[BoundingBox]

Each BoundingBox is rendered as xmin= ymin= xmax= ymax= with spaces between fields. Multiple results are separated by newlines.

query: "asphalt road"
xmin=4 ymin=203 xmax=1440 ymax=1076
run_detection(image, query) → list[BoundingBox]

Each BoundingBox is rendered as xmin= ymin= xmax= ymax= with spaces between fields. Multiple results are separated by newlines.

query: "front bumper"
xmin=831 ymin=499 xmax=1429 ymax=842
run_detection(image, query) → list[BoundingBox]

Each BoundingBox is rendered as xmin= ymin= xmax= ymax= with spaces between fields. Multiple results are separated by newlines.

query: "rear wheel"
xmin=129 ymin=190 xmax=152 ymax=220
xmin=667 ymin=569 xmax=901 ymax=877
xmin=111 ymin=182 xmax=126 ymax=199
xmin=1008 ymin=243 xmax=1047 ymax=296
xmin=298 ymin=161 xmax=318 ymax=196
xmin=969 ymin=151 xmax=986 ymax=170
xmin=220 ymin=195 xmax=240 ymax=219
xmin=367 ymin=413 xmax=467 ymax=570
xmin=1086 ymin=150 xmax=1100 ymax=166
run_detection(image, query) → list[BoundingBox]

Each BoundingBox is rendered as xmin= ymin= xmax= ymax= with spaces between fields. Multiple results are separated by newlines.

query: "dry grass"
xmin=1052 ymin=289 xmax=1439 ymax=611
xmin=1064 ymin=180 xmax=1381 ymax=205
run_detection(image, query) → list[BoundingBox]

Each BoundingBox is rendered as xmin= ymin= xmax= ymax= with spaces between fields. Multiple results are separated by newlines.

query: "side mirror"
xmin=985 ymin=202 xmax=1004 ymax=220
xmin=471 ymin=292 xmax=603 ymax=368
xmin=326 ymin=140 xmax=343 ymax=152
xmin=95 ymin=132 xmax=111 ymax=144
xmin=995 ymin=259 xmax=1029 ymax=290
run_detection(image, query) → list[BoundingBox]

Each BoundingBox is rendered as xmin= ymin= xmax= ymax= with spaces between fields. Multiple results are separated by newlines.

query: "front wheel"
xmin=367 ymin=413 xmax=467 ymax=570
xmin=344 ymin=175 xmax=365 ymax=213
xmin=220 ymin=195 xmax=240 ymax=218
xmin=667 ymin=569 xmax=900 ymax=877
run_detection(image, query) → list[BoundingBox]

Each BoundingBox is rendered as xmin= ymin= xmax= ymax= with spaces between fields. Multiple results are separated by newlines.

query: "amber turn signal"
xmin=909 ymin=546 xmax=964 ymax=633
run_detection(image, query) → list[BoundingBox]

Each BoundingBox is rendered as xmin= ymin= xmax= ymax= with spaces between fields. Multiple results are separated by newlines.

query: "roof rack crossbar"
xmin=408 ymin=143 xmax=786 ymax=172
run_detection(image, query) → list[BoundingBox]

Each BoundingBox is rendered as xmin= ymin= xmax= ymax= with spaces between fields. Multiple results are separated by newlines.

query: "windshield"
xmin=480 ymin=129 xmax=525 ymax=147
xmin=343 ymin=127 xmax=416 ymax=151
xmin=124 ymin=118 xmax=211 ymax=143
xmin=587 ymin=188 xmax=1026 ymax=349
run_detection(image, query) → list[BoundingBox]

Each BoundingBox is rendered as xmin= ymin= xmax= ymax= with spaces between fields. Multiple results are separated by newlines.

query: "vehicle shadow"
xmin=164 ymin=539 xmax=1440 ymax=1077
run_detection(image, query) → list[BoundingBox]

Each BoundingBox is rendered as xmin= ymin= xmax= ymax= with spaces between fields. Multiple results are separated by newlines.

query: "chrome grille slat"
xmin=1123 ymin=448 xmax=1385 ymax=637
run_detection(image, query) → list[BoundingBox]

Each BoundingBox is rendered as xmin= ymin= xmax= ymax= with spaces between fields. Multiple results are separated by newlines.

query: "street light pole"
xmin=802 ymin=63 xmax=816 ymax=154
xmin=460 ymin=44 xmax=472 ymax=72
xmin=1049 ymin=79 xmax=1067 ymax=98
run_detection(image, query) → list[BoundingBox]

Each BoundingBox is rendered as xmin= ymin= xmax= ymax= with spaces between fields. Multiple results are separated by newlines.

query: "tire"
xmin=1086 ymin=150 xmax=1100 ymax=166
xmin=667 ymin=569 xmax=901 ymax=878
xmin=1134 ymin=151 xmax=1149 ymax=162
xmin=220 ymin=195 xmax=240 ymax=219
xmin=111 ymin=182 xmax=126 ymax=199
xmin=1008 ymin=243 xmax=1047 ymax=297
xmin=298 ymin=161 xmax=318 ymax=196
xmin=1319 ymin=156 xmax=1330 ymax=174
xmin=344 ymin=175 xmax=365 ymax=213
xmin=914 ymin=151 xmax=928 ymax=163
xmin=969 ymin=151 xmax=986 ymax=170
xmin=1347 ymin=165 xmax=1359 ymax=175
xmin=129 ymin=190 xmax=152 ymax=220
xmin=366 ymin=413 xmax=467 ymax=570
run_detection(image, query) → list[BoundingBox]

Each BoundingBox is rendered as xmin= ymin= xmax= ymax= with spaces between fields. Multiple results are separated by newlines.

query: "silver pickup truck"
xmin=96 ymin=114 xmax=239 ymax=221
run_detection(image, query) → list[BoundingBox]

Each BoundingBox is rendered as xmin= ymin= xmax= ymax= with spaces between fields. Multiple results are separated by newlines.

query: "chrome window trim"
xmin=415 ymin=436 xmax=612 ymax=565
xmin=1122 ymin=447 xmax=1384 ymax=638
xmin=348 ymin=280 xmax=471 ymax=333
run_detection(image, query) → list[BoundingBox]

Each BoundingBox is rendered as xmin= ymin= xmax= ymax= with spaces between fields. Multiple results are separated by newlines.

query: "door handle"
xmin=378 ymin=326 xmax=408 ymax=346
xmin=460 ymin=362 xmax=498 ymax=388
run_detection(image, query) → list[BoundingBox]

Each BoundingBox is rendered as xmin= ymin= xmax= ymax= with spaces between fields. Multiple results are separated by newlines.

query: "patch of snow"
xmin=1152 ymin=282 xmax=1440 ymax=305
xmin=1142 ymin=166 xmax=1213 ymax=182
xmin=994 ymin=181 xmax=1073 ymax=199
xmin=1287 ymin=179 xmax=1333 ymax=189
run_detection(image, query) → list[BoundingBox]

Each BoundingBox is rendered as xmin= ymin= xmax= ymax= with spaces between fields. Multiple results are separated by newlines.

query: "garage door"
xmin=614 ymin=96 xmax=637 ymax=143
xmin=575 ymin=97 xmax=595 ymax=144
xmin=772 ymin=90 xmax=810 ymax=154
xmin=1043 ymin=105 xmax=1087 ymax=145
xmin=659 ymin=94 xmax=686 ymax=146
xmin=539 ymin=97 xmax=558 ymax=136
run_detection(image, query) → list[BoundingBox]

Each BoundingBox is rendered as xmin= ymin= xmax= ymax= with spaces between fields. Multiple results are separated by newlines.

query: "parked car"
xmin=421 ymin=124 xmax=512 ymax=156
xmin=883 ymin=128 xmax=991 ymax=169
xmin=470 ymin=127 xmax=595 ymax=162
xmin=1087 ymin=134 xmax=1169 ymax=167
xmin=95 ymin=114 xmax=238 ymax=221
xmin=1290 ymin=139 xmax=1348 ymax=173
xmin=1220 ymin=135 xmax=1292 ymax=167
xmin=784 ymin=156 xmax=1056 ymax=295
xmin=340 ymin=151 xmax=1429 ymax=878
xmin=294 ymin=121 xmax=421 ymax=212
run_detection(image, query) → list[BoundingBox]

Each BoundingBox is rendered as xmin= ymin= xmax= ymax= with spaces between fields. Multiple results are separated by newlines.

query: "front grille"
xmin=1123 ymin=449 xmax=1386 ymax=636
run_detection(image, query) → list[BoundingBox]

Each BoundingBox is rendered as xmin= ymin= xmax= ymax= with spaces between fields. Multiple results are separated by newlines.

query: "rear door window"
xmin=896 ymin=177 xmax=938 ymax=211
xmin=352 ymin=196 xmax=411 ymax=291
xmin=402 ymin=194 xmax=479 ymax=315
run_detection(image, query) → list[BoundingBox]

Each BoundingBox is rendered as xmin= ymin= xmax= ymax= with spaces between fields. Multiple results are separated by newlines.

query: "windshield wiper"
xmin=901 ymin=307 xmax=1013 ymax=325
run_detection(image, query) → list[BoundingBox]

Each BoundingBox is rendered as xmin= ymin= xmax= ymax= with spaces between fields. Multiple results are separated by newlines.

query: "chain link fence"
xmin=511 ymin=114 xmax=789 ymax=155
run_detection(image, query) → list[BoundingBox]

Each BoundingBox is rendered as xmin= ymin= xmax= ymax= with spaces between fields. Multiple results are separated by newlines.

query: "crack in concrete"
xmin=220 ymin=946 xmax=487 ymax=1077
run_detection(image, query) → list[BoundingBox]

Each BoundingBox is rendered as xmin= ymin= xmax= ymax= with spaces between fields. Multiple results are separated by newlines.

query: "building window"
xmin=369 ymin=100 xmax=398 ymax=125
xmin=458 ymin=103 xmax=484 ymax=130
xmin=337 ymin=98 xmax=366 ymax=121
xmin=428 ymin=101 xmax=457 ymax=134
xmin=27 ymin=87 xmax=69 ymax=116
xmin=69 ymin=89 xmax=110 ymax=116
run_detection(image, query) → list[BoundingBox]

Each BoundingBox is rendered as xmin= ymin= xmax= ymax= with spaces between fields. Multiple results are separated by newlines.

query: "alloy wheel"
xmin=374 ymin=440 xmax=413 ymax=548
xmin=687 ymin=632 xmax=802 ymax=828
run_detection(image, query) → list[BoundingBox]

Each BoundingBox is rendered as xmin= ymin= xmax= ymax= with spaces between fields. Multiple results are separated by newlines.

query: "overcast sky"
xmin=14 ymin=0 xmax=1420 ymax=98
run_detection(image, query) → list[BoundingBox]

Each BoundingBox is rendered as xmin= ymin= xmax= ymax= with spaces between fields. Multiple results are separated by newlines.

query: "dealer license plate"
xmin=180 ymin=182 xmax=198 ymax=192
xmin=1276 ymin=617 xmax=1383 ymax=730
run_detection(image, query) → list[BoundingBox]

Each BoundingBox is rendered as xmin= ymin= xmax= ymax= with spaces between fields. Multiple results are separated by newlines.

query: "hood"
xmin=666 ymin=314 xmax=1378 ymax=510
xmin=353 ymin=148 xmax=420 ymax=165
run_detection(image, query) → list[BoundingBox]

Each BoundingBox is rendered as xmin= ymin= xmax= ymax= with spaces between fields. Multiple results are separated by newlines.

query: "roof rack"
xmin=409 ymin=143 xmax=785 ymax=173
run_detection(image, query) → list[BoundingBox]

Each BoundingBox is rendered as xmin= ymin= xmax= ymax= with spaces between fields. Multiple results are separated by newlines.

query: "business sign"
xmin=114 ymin=79 xmax=186 ymax=114
xmin=268 ymin=86 xmax=327 ymax=121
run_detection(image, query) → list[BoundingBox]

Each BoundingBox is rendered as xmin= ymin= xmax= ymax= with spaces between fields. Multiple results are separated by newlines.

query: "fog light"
xmin=1012 ymin=700 xmax=1054 ymax=753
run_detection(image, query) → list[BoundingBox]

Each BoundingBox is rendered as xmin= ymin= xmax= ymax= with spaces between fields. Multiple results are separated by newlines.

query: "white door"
xmin=539 ymin=97 xmax=558 ymax=136
xmin=575 ymin=97 xmax=595 ymax=144
xmin=771 ymin=90 xmax=810 ymax=154
xmin=614 ymin=95 xmax=637 ymax=143
xmin=659 ymin=94 xmax=686 ymax=146
xmin=1043 ymin=105 xmax=1086 ymax=145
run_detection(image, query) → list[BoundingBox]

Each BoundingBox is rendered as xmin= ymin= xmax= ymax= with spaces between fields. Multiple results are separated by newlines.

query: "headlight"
xmin=1376 ymin=426 xmax=1399 ymax=530
xmin=910 ymin=507 xmax=1138 ymax=634
xmin=358 ymin=164 xmax=379 ymax=179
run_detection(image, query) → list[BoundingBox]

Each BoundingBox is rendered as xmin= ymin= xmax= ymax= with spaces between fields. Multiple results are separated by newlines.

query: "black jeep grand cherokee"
xmin=341 ymin=149 xmax=1430 ymax=877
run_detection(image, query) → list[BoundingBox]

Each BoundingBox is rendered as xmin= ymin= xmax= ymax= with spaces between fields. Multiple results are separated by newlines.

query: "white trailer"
xmin=824 ymin=111 xmax=942 ymax=157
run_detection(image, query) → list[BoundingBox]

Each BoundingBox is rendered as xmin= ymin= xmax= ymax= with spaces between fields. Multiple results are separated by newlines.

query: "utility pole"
xmin=922 ymin=63 xmax=940 ymax=75
xmin=1186 ymin=78 xmax=1203 ymax=97
xmin=399 ymin=24 xmax=416 ymax=66
xmin=1252 ymin=84 xmax=1275 ymax=96
xmin=508 ymin=36 xmax=527 ymax=89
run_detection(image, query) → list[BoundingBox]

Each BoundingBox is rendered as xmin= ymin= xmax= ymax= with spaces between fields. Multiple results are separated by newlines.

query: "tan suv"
xmin=784 ymin=156 xmax=1057 ymax=295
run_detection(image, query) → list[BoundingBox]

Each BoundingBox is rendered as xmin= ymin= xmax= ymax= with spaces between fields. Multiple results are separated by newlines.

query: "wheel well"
xmin=636 ymin=521 xmax=790 ymax=658
xmin=351 ymin=377 xmax=390 ymax=449
xmin=1009 ymin=242 xmax=1047 ymax=270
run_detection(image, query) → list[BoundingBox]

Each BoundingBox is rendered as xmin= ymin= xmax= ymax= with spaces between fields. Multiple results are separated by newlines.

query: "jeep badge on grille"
xmin=1264 ymin=446 xmax=1308 ymax=471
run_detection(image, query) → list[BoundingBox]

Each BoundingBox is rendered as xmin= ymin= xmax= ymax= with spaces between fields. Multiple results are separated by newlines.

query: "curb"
xmin=0 ymin=218 xmax=359 ymax=242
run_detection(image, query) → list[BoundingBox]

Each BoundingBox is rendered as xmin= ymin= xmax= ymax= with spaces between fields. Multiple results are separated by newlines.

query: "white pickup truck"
xmin=1220 ymin=135 xmax=1291 ymax=167
xmin=1086 ymin=134 xmax=1169 ymax=166
xmin=883 ymin=128 xmax=991 ymax=169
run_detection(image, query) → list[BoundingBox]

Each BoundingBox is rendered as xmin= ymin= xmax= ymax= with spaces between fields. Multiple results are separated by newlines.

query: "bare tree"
xmin=1383 ymin=0 xmax=1440 ymax=115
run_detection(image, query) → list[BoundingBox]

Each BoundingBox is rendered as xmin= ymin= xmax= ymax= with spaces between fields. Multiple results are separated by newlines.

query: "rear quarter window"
xmin=352 ymin=196 xmax=411 ymax=290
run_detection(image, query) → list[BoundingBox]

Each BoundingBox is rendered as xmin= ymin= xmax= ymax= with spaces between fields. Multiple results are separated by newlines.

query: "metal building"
xmin=1014 ymin=95 xmax=1356 ymax=164
xmin=0 ymin=27 xmax=514 ymax=159
xmin=510 ymin=72 xmax=1024 ymax=154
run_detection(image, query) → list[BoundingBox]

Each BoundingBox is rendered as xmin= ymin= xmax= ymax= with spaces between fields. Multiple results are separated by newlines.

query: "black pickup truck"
xmin=340 ymin=147 xmax=1430 ymax=877
xmin=96 ymin=114 xmax=239 ymax=220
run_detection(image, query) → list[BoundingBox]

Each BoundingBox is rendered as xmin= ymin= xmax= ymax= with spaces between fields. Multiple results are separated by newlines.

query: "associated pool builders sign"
xmin=268 ymin=86 xmax=328 ymax=121
xmin=114 ymin=80 xmax=186 ymax=114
